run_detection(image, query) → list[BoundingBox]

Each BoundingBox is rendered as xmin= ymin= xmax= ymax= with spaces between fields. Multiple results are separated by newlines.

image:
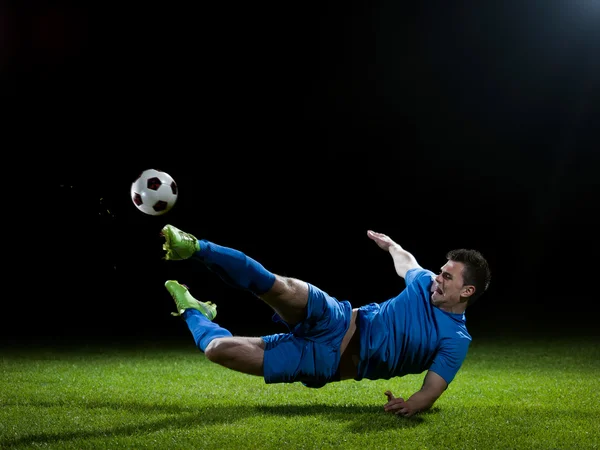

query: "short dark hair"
xmin=446 ymin=249 xmax=491 ymax=306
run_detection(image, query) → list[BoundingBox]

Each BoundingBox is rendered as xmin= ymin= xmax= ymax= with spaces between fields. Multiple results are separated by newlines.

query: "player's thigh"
xmin=205 ymin=337 xmax=265 ymax=376
xmin=260 ymin=275 xmax=309 ymax=310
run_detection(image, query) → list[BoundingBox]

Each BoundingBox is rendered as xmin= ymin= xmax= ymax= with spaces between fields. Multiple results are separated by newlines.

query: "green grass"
xmin=1 ymin=335 xmax=599 ymax=449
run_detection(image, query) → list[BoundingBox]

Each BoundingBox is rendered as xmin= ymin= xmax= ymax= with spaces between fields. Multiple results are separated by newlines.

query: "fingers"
xmin=386 ymin=405 xmax=410 ymax=416
xmin=384 ymin=392 xmax=411 ymax=416
xmin=384 ymin=400 xmax=406 ymax=412
xmin=395 ymin=407 xmax=410 ymax=417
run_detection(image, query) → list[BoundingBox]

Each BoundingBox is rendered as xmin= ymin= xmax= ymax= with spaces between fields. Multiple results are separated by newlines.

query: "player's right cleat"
xmin=161 ymin=224 xmax=200 ymax=261
xmin=165 ymin=280 xmax=218 ymax=320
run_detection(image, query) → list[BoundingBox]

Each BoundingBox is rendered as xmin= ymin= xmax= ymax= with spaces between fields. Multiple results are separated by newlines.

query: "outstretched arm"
xmin=383 ymin=371 xmax=447 ymax=417
xmin=367 ymin=230 xmax=421 ymax=279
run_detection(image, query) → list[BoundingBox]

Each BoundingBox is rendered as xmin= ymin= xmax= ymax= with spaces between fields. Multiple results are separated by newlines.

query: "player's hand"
xmin=383 ymin=390 xmax=415 ymax=417
xmin=367 ymin=230 xmax=396 ymax=251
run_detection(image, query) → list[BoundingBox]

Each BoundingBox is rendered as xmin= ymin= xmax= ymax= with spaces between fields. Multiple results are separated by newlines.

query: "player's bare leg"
xmin=204 ymin=337 xmax=265 ymax=376
xmin=161 ymin=224 xmax=309 ymax=325
xmin=259 ymin=276 xmax=309 ymax=326
xmin=166 ymin=280 xmax=265 ymax=375
xmin=162 ymin=225 xmax=314 ymax=376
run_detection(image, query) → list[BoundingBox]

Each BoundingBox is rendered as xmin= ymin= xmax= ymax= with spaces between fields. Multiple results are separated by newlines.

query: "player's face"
xmin=431 ymin=260 xmax=471 ymax=309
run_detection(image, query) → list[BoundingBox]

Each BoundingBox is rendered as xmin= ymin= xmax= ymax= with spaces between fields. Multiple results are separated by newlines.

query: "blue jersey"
xmin=356 ymin=267 xmax=471 ymax=385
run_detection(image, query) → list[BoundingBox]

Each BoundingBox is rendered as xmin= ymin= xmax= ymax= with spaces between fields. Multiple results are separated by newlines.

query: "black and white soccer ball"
xmin=130 ymin=169 xmax=178 ymax=216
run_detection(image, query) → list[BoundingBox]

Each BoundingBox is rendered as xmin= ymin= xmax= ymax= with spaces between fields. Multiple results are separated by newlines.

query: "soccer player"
xmin=160 ymin=225 xmax=491 ymax=417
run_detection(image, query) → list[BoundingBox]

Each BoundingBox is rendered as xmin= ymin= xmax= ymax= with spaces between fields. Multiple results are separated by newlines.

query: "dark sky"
xmin=3 ymin=0 xmax=599 ymax=341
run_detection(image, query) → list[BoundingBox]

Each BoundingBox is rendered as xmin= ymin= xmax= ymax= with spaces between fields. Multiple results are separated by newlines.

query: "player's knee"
xmin=204 ymin=338 xmax=228 ymax=363
xmin=204 ymin=337 xmax=265 ymax=368
xmin=266 ymin=276 xmax=309 ymax=305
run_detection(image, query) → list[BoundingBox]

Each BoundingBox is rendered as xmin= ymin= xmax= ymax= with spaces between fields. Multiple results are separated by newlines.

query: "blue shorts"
xmin=261 ymin=283 xmax=352 ymax=388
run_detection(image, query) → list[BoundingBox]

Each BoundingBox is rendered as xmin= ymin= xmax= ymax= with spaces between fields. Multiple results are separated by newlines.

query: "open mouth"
xmin=436 ymin=288 xmax=443 ymax=295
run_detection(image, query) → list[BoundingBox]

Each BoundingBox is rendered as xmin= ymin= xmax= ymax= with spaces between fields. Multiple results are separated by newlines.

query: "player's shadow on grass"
xmin=255 ymin=404 xmax=428 ymax=432
xmin=0 ymin=399 xmax=425 ymax=448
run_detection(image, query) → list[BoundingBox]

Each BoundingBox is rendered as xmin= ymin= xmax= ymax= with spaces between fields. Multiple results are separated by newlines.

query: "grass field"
xmin=1 ymin=334 xmax=598 ymax=449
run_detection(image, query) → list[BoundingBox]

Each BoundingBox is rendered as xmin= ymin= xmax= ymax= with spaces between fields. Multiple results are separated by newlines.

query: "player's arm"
xmin=383 ymin=370 xmax=447 ymax=417
xmin=367 ymin=230 xmax=421 ymax=279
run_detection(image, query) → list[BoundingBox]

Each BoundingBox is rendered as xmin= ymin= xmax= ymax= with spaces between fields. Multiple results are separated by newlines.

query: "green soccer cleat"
xmin=161 ymin=224 xmax=200 ymax=260
xmin=165 ymin=280 xmax=217 ymax=320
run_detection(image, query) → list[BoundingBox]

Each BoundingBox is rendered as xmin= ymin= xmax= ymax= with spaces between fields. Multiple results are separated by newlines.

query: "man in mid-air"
xmin=160 ymin=225 xmax=491 ymax=417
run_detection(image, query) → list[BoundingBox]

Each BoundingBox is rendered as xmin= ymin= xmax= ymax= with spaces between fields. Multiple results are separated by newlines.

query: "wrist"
xmin=406 ymin=395 xmax=433 ymax=413
xmin=388 ymin=244 xmax=402 ymax=255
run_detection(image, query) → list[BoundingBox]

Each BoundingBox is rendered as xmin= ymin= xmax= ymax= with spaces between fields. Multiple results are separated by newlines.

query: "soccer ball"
xmin=130 ymin=169 xmax=178 ymax=216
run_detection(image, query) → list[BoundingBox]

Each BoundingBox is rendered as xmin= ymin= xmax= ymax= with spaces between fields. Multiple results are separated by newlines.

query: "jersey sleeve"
xmin=428 ymin=336 xmax=471 ymax=385
xmin=405 ymin=267 xmax=435 ymax=288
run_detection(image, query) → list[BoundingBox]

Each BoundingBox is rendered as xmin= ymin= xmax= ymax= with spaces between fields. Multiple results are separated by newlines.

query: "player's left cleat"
xmin=161 ymin=224 xmax=200 ymax=260
xmin=165 ymin=280 xmax=218 ymax=319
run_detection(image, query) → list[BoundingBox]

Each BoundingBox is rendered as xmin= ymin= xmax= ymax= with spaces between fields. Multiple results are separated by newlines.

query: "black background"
xmin=2 ymin=0 xmax=599 ymax=343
